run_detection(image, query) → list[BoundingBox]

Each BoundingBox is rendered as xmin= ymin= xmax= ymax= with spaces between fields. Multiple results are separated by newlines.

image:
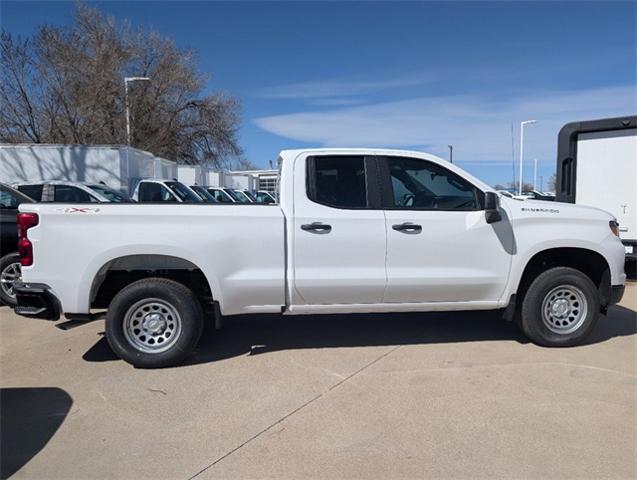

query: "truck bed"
xmin=19 ymin=203 xmax=286 ymax=315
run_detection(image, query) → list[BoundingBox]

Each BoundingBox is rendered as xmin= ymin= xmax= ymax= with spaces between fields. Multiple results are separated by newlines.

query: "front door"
xmin=292 ymin=154 xmax=387 ymax=305
xmin=379 ymin=155 xmax=512 ymax=304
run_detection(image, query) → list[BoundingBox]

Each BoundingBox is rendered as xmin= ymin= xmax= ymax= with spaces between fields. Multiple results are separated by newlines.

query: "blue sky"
xmin=2 ymin=1 xmax=636 ymax=187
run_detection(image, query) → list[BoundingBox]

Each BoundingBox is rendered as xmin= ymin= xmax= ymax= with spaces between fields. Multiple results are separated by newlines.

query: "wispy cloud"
xmin=254 ymin=85 xmax=636 ymax=163
xmin=257 ymin=72 xmax=438 ymax=100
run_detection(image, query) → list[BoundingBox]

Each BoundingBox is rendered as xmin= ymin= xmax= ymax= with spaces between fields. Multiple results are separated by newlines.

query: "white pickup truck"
xmin=13 ymin=149 xmax=626 ymax=368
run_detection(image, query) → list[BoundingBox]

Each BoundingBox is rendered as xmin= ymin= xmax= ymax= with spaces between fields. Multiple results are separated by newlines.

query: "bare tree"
xmin=0 ymin=3 xmax=241 ymax=168
xmin=546 ymin=174 xmax=556 ymax=192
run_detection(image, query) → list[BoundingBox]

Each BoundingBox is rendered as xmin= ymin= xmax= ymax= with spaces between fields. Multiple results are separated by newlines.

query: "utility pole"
xmin=448 ymin=144 xmax=453 ymax=163
xmin=124 ymin=77 xmax=150 ymax=146
xmin=519 ymin=119 xmax=537 ymax=195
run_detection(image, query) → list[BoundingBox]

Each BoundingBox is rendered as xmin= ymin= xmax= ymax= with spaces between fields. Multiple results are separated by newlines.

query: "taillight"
xmin=17 ymin=212 xmax=39 ymax=266
xmin=609 ymin=220 xmax=620 ymax=237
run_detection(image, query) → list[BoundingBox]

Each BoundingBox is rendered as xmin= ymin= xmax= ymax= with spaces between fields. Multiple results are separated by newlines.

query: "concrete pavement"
xmin=1 ymin=284 xmax=635 ymax=479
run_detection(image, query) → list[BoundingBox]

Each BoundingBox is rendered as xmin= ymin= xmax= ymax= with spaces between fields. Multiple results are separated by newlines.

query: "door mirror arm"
xmin=484 ymin=192 xmax=502 ymax=224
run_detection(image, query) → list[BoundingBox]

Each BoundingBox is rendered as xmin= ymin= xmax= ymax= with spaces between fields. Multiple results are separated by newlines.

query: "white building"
xmin=0 ymin=144 xmax=277 ymax=193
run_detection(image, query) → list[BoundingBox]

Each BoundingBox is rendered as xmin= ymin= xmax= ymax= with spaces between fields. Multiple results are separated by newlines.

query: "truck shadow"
xmin=0 ymin=387 xmax=73 ymax=479
xmin=82 ymin=305 xmax=637 ymax=367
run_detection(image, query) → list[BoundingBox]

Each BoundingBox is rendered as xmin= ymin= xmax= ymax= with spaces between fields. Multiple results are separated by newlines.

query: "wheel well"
xmin=517 ymin=247 xmax=611 ymax=308
xmin=90 ymin=255 xmax=213 ymax=309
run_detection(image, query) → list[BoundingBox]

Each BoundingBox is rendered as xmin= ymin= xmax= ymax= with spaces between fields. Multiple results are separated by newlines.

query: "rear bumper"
xmin=609 ymin=284 xmax=625 ymax=306
xmin=13 ymin=281 xmax=61 ymax=320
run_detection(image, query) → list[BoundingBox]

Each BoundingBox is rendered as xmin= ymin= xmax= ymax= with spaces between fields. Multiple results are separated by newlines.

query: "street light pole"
xmin=533 ymin=158 xmax=538 ymax=191
xmin=519 ymin=119 xmax=537 ymax=195
xmin=124 ymin=77 xmax=150 ymax=146
xmin=448 ymin=144 xmax=453 ymax=164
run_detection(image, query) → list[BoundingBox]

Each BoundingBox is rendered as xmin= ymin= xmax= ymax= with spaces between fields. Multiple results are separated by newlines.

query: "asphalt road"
xmin=1 ymin=284 xmax=635 ymax=479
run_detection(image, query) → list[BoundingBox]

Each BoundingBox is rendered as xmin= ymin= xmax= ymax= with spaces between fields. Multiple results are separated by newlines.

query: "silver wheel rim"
xmin=541 ymin=285 xmax=588 ymax=334
xmin=123 ymin=298 xmax=182 ymax=353
xmin=0 ymin=261 xmax=21 ymax=300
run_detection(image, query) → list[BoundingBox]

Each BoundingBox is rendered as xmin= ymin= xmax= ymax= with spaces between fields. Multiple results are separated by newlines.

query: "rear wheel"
xmin=519 ymin=266 xmax=600 ymax=347
xmin=106 ymin=278 xmax=203 ymax=368
xmin=0 ymin=253 xmax=21 ymax=306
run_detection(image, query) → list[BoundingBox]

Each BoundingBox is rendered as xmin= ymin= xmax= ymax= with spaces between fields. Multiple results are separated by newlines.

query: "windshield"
xmin=223 ymin=188 xmax=243 ymax=202
xmin=241 ymin=190 xmax=257 ymax=202
xmin=190 ymin=185 xmax=218 ymax=202
xmin=233 ymin=191 xmax=252 ymax=203
xmin=165 ymin=181 xmax=202 ymax=202
xmin=88 ymin=184 xmax=130 ymax=202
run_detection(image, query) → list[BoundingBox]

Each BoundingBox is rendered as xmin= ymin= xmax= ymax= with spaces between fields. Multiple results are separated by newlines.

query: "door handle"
xmin=301 ymin=222 xmax=332 ymax=233
xmin=392 ymin=222 xmax=422 ymax=233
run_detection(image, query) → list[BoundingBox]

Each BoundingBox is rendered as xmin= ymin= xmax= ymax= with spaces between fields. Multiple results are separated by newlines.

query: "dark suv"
xmin=0 ymin=183 xmax=35 ymax=305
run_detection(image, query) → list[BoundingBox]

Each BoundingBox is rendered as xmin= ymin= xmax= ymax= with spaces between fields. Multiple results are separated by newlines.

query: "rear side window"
xmin=17 ymin=185 xmax=43 ymax=201
xmin=307 ymin=156 xmax=368 ymax=208
xmin=54 ymin=185 xmax=97 ymax=203
xmin=138 ymin=182 xmax=176 ymax=202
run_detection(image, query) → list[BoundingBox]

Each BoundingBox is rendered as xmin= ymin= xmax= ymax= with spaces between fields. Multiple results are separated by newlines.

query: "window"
xmin=165 ymin=182 xmax=202 ymax=202
xmin=0 ymin=190 xmax=20 ymax=209
xmin=256 ymin=191 xmax=275 ymax=204
xmin=384 ymin=157 xmax=483 ymax=210
xmin=190 ymin=185 xmax=217 ymax=202
xmin=17 ymin=184 xmax=43 ymax=201
xmin=54 ymin=185 xmax=97 ymax=203
xmin=208 ymin=189 xmax=233 ymax=203
xmin=307 ymin=156 xmax=368 ymax=208
xmin=223 ymin=189 xmax=243 ymax=202
xmin=88 ymin=185 xmax=129 ymax=202
xmin=138 ymin=182 xmax=177 ymax=202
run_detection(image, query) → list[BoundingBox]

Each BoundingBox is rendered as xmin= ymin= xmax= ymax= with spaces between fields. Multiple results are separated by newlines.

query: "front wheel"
xmin=519 ymin=266 xmax=600 ymax=347
xmin=106 ymin=278 xmax=203 ymax=368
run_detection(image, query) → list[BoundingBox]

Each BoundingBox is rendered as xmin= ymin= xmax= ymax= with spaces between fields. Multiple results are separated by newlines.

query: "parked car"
xmin=13 ymin=148 xmax=626 ymax=368
xmin=132 ymin=179 xmax=202 ymax=203
xmin=0 ymin=183 xmax=34 ymax=305
xmin=527 ymin=190 xmax=556 ymax=202
xmin=14 ymin=181 xmax=130 ymax=203
xmin=189 ymin=185 xmax=218 ymax=203
xmin=255 ymin=190 xmax=277 ymax=204
xmin=497 ymin=190 xmax=517 ymax=199
xmin=206 ymin=187 xmax=236 ymax=203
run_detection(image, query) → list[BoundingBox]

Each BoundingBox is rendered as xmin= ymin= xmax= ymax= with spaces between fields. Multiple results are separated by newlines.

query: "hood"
xmin=500 ymin=197 xmax=616 ymax=222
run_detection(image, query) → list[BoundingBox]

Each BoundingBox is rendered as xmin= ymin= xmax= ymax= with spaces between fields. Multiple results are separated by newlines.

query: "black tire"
xmin=0 ymin=253 xmax=21 ymax=307
xmin=519 ymin=266 xmax=600 ymax=347
xmin=105 ymin=278 xmax=203 ymax=368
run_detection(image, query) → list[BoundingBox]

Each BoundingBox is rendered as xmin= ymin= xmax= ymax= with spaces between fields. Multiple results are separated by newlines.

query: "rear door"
xmin=379 ymin=155 xmax=511 ymax=304
xmin=291 ymin=154 xmax=387 ymax=305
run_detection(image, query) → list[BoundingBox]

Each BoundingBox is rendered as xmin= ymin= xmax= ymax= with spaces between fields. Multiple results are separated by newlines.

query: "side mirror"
xmin=485 ymin=192 xmax=502 ymax=224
